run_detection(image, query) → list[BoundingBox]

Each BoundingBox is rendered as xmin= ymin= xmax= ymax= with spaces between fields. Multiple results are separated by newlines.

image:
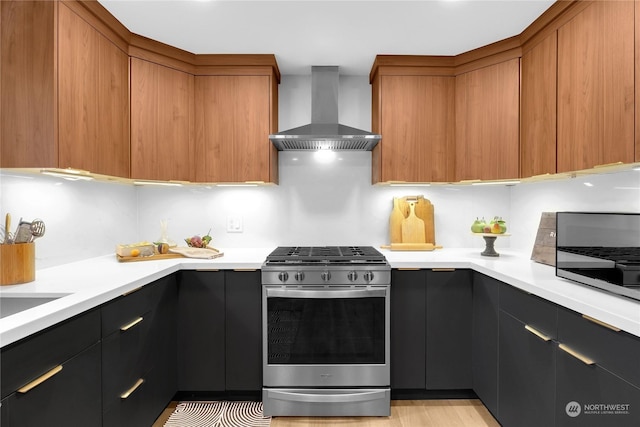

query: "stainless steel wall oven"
xmin=261 ymin=246 xmax=391 ymax=416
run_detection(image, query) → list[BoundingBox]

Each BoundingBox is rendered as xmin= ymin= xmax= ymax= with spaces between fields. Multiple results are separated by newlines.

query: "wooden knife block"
xmin=1 ymin=243 xmax=35 ymax=285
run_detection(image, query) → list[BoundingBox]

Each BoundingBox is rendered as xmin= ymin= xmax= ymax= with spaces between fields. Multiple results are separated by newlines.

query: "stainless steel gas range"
xmin=261 ymin=246 xmax=391 ymax=417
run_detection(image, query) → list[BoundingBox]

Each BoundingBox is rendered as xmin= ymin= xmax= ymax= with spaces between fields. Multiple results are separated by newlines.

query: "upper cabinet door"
xmin=372 ymin=75 xmax=455 ymax=183
xmin=195 ymin=75 xmax=276 ymax=183
xmin=455 ymin=59 xmax=520 ymax=181
xmin=520 ymin=32 xmax=557 ymax=178
xmin=557 ymin=1 xmax=634 ymax=172
xmin=1 ymin=1 xmax=56 ymax=168
xmin=58 ymin=3 xmax=130 ymax=177
xmin=131 ymin=58 xmax=194 ymax=181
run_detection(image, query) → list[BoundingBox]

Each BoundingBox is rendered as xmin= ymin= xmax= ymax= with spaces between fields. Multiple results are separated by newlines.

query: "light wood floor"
xmin=154 ymin=399 xmax=500 ymax=427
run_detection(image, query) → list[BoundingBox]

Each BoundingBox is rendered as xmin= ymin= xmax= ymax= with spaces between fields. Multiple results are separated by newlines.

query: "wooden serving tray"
xmin=380 ymin=243 xmax=443 ymax=251
xmin=116 ymin=253 xmax=183 ymax=262
xmin=116 ymin=246 xmax=224 ymax=262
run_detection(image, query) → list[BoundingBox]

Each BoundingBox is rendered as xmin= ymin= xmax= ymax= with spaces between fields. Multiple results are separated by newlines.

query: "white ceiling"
xmin=98 ymin=0 xmax=555 ymax=75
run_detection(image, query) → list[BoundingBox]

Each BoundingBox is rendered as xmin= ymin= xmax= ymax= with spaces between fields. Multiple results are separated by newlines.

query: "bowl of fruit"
xmin=185 ymin=229 xmax=212 ymax=248
xmin=470 ymin=216 xmax=507 ymax=234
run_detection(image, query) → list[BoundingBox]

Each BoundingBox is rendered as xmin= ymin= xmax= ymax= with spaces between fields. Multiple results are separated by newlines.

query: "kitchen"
xmin=1 ymin=0 xmax=640 ymax=426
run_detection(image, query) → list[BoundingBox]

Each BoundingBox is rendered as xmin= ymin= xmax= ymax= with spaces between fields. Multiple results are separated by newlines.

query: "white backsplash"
xmin=1 ymin=161 xmax=639 ymax=269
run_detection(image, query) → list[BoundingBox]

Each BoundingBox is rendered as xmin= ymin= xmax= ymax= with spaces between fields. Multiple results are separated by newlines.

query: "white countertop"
xmin=1 ymin=247 xmax=639 ymax=348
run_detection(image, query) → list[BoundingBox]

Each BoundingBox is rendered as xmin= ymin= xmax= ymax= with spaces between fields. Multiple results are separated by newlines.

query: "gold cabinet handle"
xmin=233 ymin=269 xmax=257 ymax=272
xmin=397 ymin=268 xmax=421 ymax=271
xmin=122 ymin=286 xmax=143 ymax=297
xmin=525 ymin=324 xmax=552 ymax=342
xmin=120 ymin=378 xmax=144 ymax=399
xmin=559 ymin=343 xmax=595 ymax=365
xmin=18 ymin=365 xmax=63 ymax=393
xmin=431 ymin=268 xmax=455 ymax=272
xmin=582 ymin=314 xmax=621 ymax=332
xmin=120 ymin=316 xmax=143 ymax=332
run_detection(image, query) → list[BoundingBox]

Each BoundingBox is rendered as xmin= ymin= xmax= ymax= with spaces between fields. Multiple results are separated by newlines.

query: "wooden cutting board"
xmin=402 ymin=200 xmax=425 ymax=243
xmin=389 ymin=196 xmax=435 ymax=245
xmin=389 ymin=197 xmax=405 ymax=244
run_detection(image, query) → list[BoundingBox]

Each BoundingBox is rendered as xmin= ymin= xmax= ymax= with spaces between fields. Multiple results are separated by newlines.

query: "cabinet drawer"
xmin=102 ymin=310 xmax=153 ymax=410
xmin=1 ymin=309 xmax=100 ymax=399
xmin=102 ymin=285 xmax=154 ymax=336
xmin=3 ymin=343 xmax=102 ymax=427
xmin=500 ymin=284 xmax=557 ymax=339
xmin=102 ymin=367 xmax=158 ymax=427
xmin=557 ymin=308 xmax=640 ymax=389
xmin=556 ymin=342 xmax=640 ymax=427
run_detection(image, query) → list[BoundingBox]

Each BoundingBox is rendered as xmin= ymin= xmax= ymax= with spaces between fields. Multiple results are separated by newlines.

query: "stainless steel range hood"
xmin=269 ymin=66 xmax=381 ymax=151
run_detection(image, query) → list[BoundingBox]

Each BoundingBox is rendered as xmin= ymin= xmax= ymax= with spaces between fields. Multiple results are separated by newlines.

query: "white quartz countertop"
xmin=1 ymin=246 xmax=639 ymax=347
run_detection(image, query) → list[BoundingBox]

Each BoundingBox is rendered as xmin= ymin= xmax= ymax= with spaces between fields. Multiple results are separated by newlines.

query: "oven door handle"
xmin=265 ymin=389 xmax=388 ymax=403
xmin=265 ymin=288 xmax=387 ymax=299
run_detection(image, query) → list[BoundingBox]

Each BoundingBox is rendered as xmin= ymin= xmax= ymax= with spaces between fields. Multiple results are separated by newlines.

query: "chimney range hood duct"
xmin=269 ymin=66 xmax=381 ymax=151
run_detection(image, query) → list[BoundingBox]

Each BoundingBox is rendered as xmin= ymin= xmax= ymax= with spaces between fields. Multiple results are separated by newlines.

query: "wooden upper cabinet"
xmin=194 ymin=73 xmax=278 ymax=183
xmin=1 ymin=1 xmax=129 ymax=176
xmin=520 ymin=32 xmax=557 ymax=178
xmin=455 ymin=59 xmax=520 ymax=181
xmin=1 ymin=0 xmax=57 ymax=168
xmin=58 ymin=2 xmax=130 ymax=177
xmin=557 ymin=1 xmax=635 ymax=172
xmin=635 ymin=0 xmax=640 ymax=162
xmin=371 ymin=73 xmax=455 ymax=183
xmin=131 ymin=58 xmax=194 ymax=181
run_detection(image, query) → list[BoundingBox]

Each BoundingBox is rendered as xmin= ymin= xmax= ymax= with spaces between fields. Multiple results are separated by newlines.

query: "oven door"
xmin=263 ymin=285 xmax=390 ymax=388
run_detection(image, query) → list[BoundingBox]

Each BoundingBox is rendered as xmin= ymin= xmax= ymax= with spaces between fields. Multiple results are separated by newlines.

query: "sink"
xmin=0 ymin=295 xmax=69 ymax=319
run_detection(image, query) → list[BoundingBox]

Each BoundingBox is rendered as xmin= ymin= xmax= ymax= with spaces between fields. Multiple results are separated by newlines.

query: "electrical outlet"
xmin=226 ymin=215 xmax=243 ymax=233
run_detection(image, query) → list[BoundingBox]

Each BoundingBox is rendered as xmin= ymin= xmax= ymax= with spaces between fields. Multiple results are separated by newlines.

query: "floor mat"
xmin=164 ymin=401 xmax=271 ymax=427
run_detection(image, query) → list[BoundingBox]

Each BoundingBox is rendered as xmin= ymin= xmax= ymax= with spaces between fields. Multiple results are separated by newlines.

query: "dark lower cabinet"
xmin=390 ymin=269 xmax=427 ymax=390
xmin=225 ymin=270 xmax=262 ymax=392
xmin=498 ymin=310 xmax=556 ymax=427
xmin=0 ymin=309 xmax=101 ymax=427
xmin=391 ymin=269 xmax=472 ymax=393
xmin=102 ymin=275 xmax=178 ymax=427
xmin=498 ymin=284 xmax=557 ymax=427
xmin=178 ymin=270 xmax=226 ymax=392
xmin=425 ymin=269 xmax=472 ymax=390
xmin=556 ymin=345 xmax=640 ymax=427
xmin=3 ymin=343 xmax=102 ymax=427
xmin=177 ymin=269 xmax=262 ymax=395
xmin=471 ymin=273 xmax=499 ymax=417
xmin=556 ymin=307 xmax=640 ymax=427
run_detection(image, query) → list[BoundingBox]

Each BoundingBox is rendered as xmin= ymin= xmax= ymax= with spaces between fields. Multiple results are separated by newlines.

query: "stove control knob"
xmin=278 ymin=272 xmax=289 ymax=282
xmin=363 ymin=271 xmax=375 ymax=282
xmin=347 ymin=271 xmax=358 ymax=282
xmin=294 ymin=271 xmax=305 ymax=281
xmin=321 ymin=271 xmax=331 ymax=282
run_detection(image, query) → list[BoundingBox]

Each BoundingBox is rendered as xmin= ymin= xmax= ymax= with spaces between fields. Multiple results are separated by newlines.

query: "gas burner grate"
xmin=265 ymin=246 xmax=387 ymax=265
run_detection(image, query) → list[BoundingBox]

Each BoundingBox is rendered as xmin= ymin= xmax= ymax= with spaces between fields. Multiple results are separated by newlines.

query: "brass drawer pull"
xmin=196 ymin=269 xmax=220 ymax=272
xmin=120 ymin=378 xmax=144 ymax=399
xmin=582 ymin=314 xmax=621 ymax=332
xmin=431 ymin=268 xmax=455 ymax=272
xmin=121 ymin=286 xmax=143 ymax=297
xmin=396 ymin=268 xmax=421 ymax=271
xmin=18 ymin=365 xmax=63 ymax=394
xmin=233 ymin=269 xmax=257 ymax=272
xmin=559 ymin=343 xmax=595 ymax=365
xmin=120 ymin=316 xmax=143 ymax=332
xmin=525 ymin=324 xmax=551 ymax=342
